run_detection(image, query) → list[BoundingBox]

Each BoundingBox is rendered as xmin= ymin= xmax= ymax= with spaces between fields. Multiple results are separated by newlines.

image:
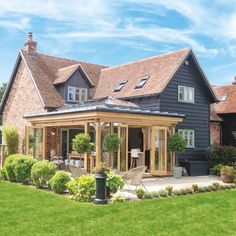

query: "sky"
xmin=1 ymin=0 xmax=236 ymax=85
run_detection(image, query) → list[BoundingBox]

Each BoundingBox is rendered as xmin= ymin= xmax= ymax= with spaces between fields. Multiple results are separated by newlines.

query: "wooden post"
xmin=25 ymin=125 xmax=29 ymax=155
xmin=42 ymin=127 xmax=46 ymax=160
xmin=84 ymin=122 xmax=88 ymax=170
xmin=95 ymin=120 xmax=101 ymax=166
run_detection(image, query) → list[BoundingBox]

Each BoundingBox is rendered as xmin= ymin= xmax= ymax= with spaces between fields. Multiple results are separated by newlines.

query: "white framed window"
xmin=178 ymin=129 xmax=195 ymax=148
xmin=67 ymin=86 xmax=87 ymax=102
xmin=178 ymin=86 xmax=194 ymax=103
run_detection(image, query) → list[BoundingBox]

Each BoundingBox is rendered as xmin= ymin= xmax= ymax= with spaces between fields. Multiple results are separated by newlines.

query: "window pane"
xmin=68 ymin=92 xmax=74 ymax=101
xmin=178 ymin=87 xmax=184 ymax=101
xmin=188 ymin=88 xmax=194 ymax=102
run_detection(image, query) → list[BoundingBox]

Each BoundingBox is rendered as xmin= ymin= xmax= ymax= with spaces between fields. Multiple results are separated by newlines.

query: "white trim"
xmin=67 ymin=86 xmax=88 ymax=102
xmin=20 ymin=50 xmax=46 ymax=107
xmin=178 ymin=129 xmax=195 ymax=148
xmin=178 ymin=85 xmax=195 ymax=103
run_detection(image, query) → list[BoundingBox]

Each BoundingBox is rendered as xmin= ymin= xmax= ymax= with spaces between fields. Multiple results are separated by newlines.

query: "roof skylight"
xmin=135 ymin=76 xmax=150 ymax=89
xmin=114 ymin=80 xmax=128 ymax=92
xmin=220 ymin=93 xmax=228 ymax=102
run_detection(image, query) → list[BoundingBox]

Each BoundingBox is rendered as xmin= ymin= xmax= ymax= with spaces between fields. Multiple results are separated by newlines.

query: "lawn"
xmin=0 ymin=181 xmax=236 ymax=236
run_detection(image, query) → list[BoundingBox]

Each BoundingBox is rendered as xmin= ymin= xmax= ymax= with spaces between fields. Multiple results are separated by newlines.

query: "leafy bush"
xmin=198 ymin=187 xmax=205 ymax=193
xmin=209 ymin=185 xmax=217 ymax=191
xmin=3 ymin=154 xmax=21 ymax=181
xmin=68 ymin=174 xmax=95 ymax=202
xmin=207 ymin=145 xmax=236 ymax=166
xmin=92 ymin=162 xmax=111 ymax=174
xmin=219 ymin=185 xmax=226 ymax=190
xmin=152 ymin=191 xmax=160 ymax=198
xmin=12 ymin=155 xmax=36 ymax=183
xmin=203 ymin=186 xmax=210 ymax=192
xmin=213 ymin=164 xmax=223 ymax=175
xmin=3 ymin=126 xmax=19 ymax=155
xmin=72 ymin=133 xmax=93 ymax=154
xmin=31 ymin=161 xmax=57 ymax=188
xmin=49 ymin=171 xmax=71 ymax=194
xmin=185 ymin=188 xmax=194 ymax=194
xmin=144 ymin=192 xmax=153 ymax=199
xmin=103 ymin=133 xmax=120 ymax=152
xmin=213 ymin=182 xmax=220 ymax=190
xmin=0 ymin=168 xmax=7 ymax=180
xmin=135 ymin=186 xmax=145 ymax=199
xmin=180 ymin=189 xmax=187 ymax=195
xmin=220 ymin=165 xmax=235 ymax=176
xmin=106 ymin=172 xmax=124 ymax=193
xmin=111 ymin=195 xmax=127 ymax=203
xmin=165 ymin=186 xmax=173 ymax=195
xmin=158 ymin=190 xmax=168 ymax=197
xmin=173 ymin=190 xmax=181 ymax=196
xmin=192 ymin=184 xmax=199 ymax=192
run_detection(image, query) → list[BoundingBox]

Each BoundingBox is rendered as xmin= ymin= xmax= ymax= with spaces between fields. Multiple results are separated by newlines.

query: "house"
xmin=211 ymin=79 xmax=236 ymax=146
xmin=0 ymin=33 xmax=217 ymax=176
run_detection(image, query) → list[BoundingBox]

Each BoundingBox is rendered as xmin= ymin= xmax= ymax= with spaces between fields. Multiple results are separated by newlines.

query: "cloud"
xmin=0 ymin=17 xmax=30 ymax=31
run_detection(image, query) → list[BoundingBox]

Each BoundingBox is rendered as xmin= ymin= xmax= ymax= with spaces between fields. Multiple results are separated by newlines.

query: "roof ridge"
xmin=58 ymin=63 xmax=79 ymax=71
xmin=101 ymin=48 xmax=191 ymax=72
xmin=35 ymin=51 xmax=108 ymax=68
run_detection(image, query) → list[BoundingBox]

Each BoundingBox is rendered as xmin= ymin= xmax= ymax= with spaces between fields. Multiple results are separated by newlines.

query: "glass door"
xmin=151 ymin=126 xmax=167 ymax=176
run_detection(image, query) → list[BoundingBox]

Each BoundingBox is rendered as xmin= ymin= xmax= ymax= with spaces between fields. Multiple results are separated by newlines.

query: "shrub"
xmin=49 ymin=171 xmax=71 ymax=194
xmin=180 ymin=189 xmax=188 ymax=195
xmin=68 ymin=174 xmax=95 ymax=202
xmin=3 ymin=154 xmax=21 ymax=181
xmin=135 ymin=186 xmax=145 ymax=199
xmin=144 ymin=192 xmax=153 ymax=199
xmin=220 ymin=165 xmax=235 ymax=175
xmin=209 ymin=185 xmax=217 ymax=191
xmin=192 ymin=184 xmax=199 ymax=192
xmin=106 ymin=172 xmax=124 ymax=193
xmin=0 ymin=168 xmax=7 ymax=180
xmin=111 ymin=195 xmax=127 ymax=203
xmin=207 ymin=145 xmax=236 ymax=166
xmin=198 ymin=187 xmax=205 ymax=193
xmin=225 ymin=185 xmax=231 ymax=189
xmin=103 ymin=133 xmax=120 ymax=153
xmin=229 ymin=183 xmax=236 ymax=188
xmin=72 ymin=133 xmax=93 ymax=154
xmin=173 ymin=190 xmax=181 ymax=196
xmin=165 ymin=186 xmax=173 ymax=195
xmin=12 ymin=155 xmax=36 ymax=184
xmin=185 ymin=188 xmax=194 ymax=194
xmin=3 ymin=126 xmax=19 ymax=155
xmin=220 ymin=185 xmax=226 ymax=190
xmin=92 ymin=162 xmax=111 ymax=174
xmin=158 ymin=190 xmax=168 ymax=197
xmin=213 ymin=164 xmax=223 ymax=175
xmin=152 ymin=191 xmax=160 ymax=198
xmin=31 ymin=161 xmax=57 ymax=188
xmin=203 ymin=186 xmax=210 ymax=192
xmin=213 ymin=182 xmax=220 ymax=190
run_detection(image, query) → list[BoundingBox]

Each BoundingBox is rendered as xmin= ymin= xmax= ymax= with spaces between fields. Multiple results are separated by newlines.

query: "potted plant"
xmin=168 ymin=133 xmax=187 ymax=179
xmin=220 ymin=165 xmax=235 ymax=183
xmin=106 ymin=172 xmax=124 ymax=197
xmin=72 ymin=133 xmax=93 ymax=166
xmin=92 ymin=162 xmax=111 ymax=204
xmin=103 ymin=133 xmax=120 ymax=167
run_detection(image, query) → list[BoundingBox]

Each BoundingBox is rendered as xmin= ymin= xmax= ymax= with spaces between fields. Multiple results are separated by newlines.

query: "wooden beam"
xmin=42 ymin=127 xmax=46 ymax=160
xmin=95 ymin=121 xmax=101 ymax=165
xmin=25 ymin=126 xmax=30 ymax=155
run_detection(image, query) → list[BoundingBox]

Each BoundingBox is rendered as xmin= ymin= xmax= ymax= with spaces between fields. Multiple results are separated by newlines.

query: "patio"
xmin=120 ymin=175 xmax=225 ymax=198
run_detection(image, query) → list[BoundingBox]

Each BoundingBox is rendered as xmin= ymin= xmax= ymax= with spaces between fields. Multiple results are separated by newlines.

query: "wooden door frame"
xmin=117 ymin=124 xmax=128 ymax=171
xmin=150 ymin=126 xmax=168 ymax=176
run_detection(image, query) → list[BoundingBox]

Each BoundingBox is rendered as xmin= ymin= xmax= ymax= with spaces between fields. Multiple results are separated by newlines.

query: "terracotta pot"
xmin=221 ymin=174 xmax=234 ymax=183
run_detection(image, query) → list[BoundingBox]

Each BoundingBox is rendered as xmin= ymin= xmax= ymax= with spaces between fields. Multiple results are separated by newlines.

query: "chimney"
xmin=232 ymin=76 xmax=236 ymax=85
xmin=23 ymin=32 xmax=37 ymax=54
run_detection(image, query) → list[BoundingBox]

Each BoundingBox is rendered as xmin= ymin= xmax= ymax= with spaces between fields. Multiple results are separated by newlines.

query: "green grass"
xmin=0 ymin=181 xmax=236 ymax=236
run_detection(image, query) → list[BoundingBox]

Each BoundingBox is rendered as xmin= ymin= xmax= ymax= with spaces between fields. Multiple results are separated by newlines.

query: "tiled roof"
xmin=21 ymin=49 xmax=107 ymax=108
xmin=24 ymin=96 xmax=185 ymax=119
xmin=94 ymin=48 xmax=191 ymax=98
xmin=212 ymin=85 xmax=236 ymax=114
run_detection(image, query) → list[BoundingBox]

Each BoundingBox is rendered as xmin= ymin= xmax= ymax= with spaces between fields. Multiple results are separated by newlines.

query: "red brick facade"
xmin=210 ymin=121 xmax=221 ymax=145
xmin=2 ymin=60 xmax=46 ymax=151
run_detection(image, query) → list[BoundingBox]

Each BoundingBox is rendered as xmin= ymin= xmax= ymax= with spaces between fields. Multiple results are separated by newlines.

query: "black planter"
xmin=95 ymin=173 xmax=108 ymax=204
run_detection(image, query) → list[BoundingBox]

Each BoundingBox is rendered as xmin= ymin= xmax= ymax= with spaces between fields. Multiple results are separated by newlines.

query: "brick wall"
xmin=2 ymin=60 xmax=46 ymax=152
xmin=45 ymin=127 xmax=60 ymax=160
xmin=210 ymin=121 xmax=221 ymax=145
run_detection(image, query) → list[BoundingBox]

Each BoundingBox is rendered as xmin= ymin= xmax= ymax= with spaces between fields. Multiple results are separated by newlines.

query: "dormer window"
xmin=67 ymin=86 xmax=87 ymax=102
xmin=114 ymin=80 xmax=128 ymax=92
xmin=220 ymin=93 xmax=228 ymax=102
xmin=135 ymin=76 xmax=150 ymax=89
